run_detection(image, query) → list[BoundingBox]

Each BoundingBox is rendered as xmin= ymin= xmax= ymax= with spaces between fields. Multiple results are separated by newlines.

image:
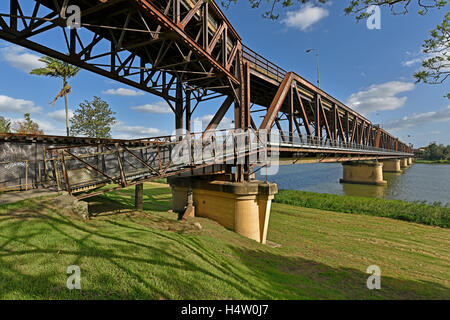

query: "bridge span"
xmin=0 ymin=0 xmax=414 ymax=243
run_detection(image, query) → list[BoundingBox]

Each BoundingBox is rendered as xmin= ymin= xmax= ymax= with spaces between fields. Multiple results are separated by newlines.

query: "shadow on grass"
xmin=1 ymin=187 xmax=449 ymax=299
xmin=1 ymin=206 xmax=449 ymax=299
xmin=86 ymin=187 xmax=172 ymax=217
xmin=227 ymin=247 xmax=450 ymax=300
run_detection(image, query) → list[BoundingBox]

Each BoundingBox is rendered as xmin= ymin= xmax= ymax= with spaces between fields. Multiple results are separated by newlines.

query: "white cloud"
xmin=402 ymin=58 xmax=421 ymax=67
xmin=282 ymin=4 xmax=329 ymax=31
xmin=346 ymin=81 xmax=415 ymax=115
xmin=193 ymin=114 xmax=233 ymax=130
xmin=0 ymin=94 xmax=42 ymax=114
xmin=112 ymin=121 xmax=165 ymax=139
xmin=131 ymin=101 xmax=172 ymax=114
xmin=102 ymin=88 xmax=145 ymax=96
xmin=7 ymin=115 xmax=66 ymax=136
xmin=47 ymin=109 xmax=74 ymax=123
xmin=385 ymin=105 xmax=450 ymax=131
xmin=0 ymin=45 xmax=45 ymax=72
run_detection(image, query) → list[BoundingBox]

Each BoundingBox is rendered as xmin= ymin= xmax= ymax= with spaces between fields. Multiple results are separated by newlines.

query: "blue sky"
xmin=0 ymin=1 xmax=448 ymax=147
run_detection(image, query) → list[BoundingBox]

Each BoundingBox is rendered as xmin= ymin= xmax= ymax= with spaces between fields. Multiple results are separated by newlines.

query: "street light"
xmin=306 ymin=48 xmax=320 ymax=88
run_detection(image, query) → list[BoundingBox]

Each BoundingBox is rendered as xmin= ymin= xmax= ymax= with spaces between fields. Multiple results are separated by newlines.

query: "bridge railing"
xmin=272 ymin=131 xmax=413 ymax=156
xmin=41 ymin=129 xmax=270 ymax=196
xmin=242 ymin=45 xmax=287 ymax=82
xmin=0 ymin=129 xmax=412 ymax=194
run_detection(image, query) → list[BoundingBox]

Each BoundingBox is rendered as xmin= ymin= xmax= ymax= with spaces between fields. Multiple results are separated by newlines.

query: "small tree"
xmin=12 ymin=113 xmax=44 ymax=135
xmin=70 ymin=97 xmax=116 ymax=138
xmin=30 ymin=56 xmax=81 ymax=136
xmin=0 ymin=116 xmax=11 ymax=133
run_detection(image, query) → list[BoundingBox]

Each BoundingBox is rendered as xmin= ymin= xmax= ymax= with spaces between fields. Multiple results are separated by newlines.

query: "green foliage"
xmin=344 ymin=0 xmax=448 ymax=21
xmin=30 ymin=56 xmax=80 ymax=106
xmin=0 ymin=116 xmax=11 ymax=133
xmin=30 ymin=56 xmax=81 ymax=135
xmin=414 ymin=12 xmax=449 ymax=96
xmin=274 ymin=190 xmax=450 ymax=228
xmin=421 ymin=142 xmax=450 ymax=161
xmin=70 ymin=96 xmax=116 ymax=138
xmin=30 ymin=56 xmax=80 ymax=80
xmin=11 ymin=113 xmax=43 ymax=135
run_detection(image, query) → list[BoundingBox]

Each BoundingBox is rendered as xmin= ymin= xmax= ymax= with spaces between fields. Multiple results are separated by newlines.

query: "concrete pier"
xmin=382 ymin=159 xmax=402 ymax=173
xmin=169 ymin=175 xmax=278 ymax=244
xmin=401 ymin=158 xmax=409 ymax=169
xmin=408 ymin=157 xmax=414 ymax=166
xmin=340 ymin=161 xmax=387 ymax=186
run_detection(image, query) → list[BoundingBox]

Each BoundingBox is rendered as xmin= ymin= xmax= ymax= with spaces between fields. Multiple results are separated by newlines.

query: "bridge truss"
xmin=0 ymin=0 xmax=413 ymax=194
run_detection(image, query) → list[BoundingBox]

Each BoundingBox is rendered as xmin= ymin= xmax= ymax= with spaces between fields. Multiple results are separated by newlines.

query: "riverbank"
xmin=0 ymin=182 xmax=449 ymax=299
xmin=414 ymin=159 xmax=450 ymax=164
xmin=274 ymin=190 xmax=450 ymax=228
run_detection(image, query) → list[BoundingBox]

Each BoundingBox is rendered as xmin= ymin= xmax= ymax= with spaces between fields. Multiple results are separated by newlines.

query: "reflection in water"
xmin=341 ymin=183 xmax=387 ymax=198
xmin=256 ymin=163 xmax=450 ymax=205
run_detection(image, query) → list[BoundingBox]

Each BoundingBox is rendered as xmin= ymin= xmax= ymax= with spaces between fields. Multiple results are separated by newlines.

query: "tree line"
xmin=421 ymin=142 xmax=450 ymax=161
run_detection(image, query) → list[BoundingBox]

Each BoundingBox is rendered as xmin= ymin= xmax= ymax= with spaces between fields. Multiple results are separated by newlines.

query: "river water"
xmin=256 ymin=163 xmax=450 ymax=205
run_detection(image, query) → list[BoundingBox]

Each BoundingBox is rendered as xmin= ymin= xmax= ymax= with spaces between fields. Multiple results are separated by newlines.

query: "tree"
xmin=223 ymin=0 xmax=449 ymax=96
xmin=12 ymin=113 xmax=44 ymax=135
xmin=70 ymin=97 xmax=116 ymax=138
xmin=414 ymin=12 xmax=449 ymax=95
xmin=0 ymin=116 xmax=11 ymax=133
xmin=30 ymin=56 xmax=81 ymax=136
xmin=422 ymin=142 xmax=450 ymax=160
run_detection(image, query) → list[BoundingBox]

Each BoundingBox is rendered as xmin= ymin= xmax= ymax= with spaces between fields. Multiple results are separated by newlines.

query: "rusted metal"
xmin=0 ymin=0 xmax=414 ymax=196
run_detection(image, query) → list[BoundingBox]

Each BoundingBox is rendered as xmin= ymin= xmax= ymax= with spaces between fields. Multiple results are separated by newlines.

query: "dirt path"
xmin=0 ymin=189 xmax=58 ymax=205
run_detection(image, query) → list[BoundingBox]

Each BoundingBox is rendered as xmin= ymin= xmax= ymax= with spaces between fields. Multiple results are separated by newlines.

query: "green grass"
xmin=274 ymin=190 xmax=450 ymax=228
xmin=414 ymin=159 xmax=450 ymax=164
xmin=0 ymin=183 xmax=449 ymax=299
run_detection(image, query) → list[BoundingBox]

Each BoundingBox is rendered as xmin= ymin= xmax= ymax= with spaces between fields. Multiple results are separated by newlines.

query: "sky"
xmin=0 ymin=1 xmax=448 ymax=147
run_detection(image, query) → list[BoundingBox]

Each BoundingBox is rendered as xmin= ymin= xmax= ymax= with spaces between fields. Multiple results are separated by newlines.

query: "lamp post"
xmin=306 ymin=48 xmax=320 ymax=88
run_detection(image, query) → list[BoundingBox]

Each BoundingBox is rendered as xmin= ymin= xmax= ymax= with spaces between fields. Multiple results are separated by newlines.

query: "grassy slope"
xmin=0 ymin=183 xmax=449 ymax=300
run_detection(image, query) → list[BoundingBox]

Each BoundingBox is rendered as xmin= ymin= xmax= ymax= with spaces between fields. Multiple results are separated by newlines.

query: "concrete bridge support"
xmin=382 ymin=159 xmax=402 ymax=173
xmin=408 ymin=157 xmax=414 ymax=166
xmin=340 ymin=162 xmax=387 ymax=186
xmin=169 ymin=175 xmax=278 ymax=244
xmin=401 ymin=158 xmax=409 ymax=169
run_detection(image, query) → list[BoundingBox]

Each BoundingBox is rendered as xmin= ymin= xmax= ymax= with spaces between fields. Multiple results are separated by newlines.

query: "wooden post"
xmin=135 ymin=183 xmax=143 ymax=210
xmin=115 ymin=144 xmax=127 ymax=187
xmin=25 ymin=160 xmax=29 ymax=191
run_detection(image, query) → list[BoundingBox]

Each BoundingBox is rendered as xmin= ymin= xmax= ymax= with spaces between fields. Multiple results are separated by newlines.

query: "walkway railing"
xmin=273 ymin=131 xmax=413 ymax=156
xmin=0 ymin=129 xmax=413 ymax=194
xmin=242 ymin=45 xmax=287 ymax=82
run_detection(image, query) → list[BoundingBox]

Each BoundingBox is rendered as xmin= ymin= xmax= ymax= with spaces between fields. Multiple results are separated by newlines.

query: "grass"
xmin=0 ymin=183 xmax=449 ymax=299
xmin=274 ymin=190 xmax=450 ymax=228
xmin=414 ymin=159 xmax=450 ymax=164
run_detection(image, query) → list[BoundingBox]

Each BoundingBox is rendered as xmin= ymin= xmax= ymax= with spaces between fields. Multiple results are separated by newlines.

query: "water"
xmin=256 ymin=163 xmax=450 ymax=205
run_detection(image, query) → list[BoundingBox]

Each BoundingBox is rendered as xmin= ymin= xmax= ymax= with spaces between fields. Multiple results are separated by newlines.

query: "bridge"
xmin=0 ymin=0 xmax=414 ymax=243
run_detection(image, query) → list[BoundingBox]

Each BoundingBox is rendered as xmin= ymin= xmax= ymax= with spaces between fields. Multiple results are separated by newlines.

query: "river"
xmin=256 ymin=163 xmax=450 ymax=205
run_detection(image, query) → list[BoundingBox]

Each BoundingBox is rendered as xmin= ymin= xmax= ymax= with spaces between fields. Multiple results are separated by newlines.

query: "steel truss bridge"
xmin=0 ymin=0 xmax=413 ymax=196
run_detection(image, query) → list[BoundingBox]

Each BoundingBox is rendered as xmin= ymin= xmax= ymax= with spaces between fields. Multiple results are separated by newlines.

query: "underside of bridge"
xmin=0 ymin=0 xmax=414 ymax=242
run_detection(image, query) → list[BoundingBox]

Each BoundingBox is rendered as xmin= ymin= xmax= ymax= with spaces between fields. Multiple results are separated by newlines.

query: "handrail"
xmin=242 ymin=44 xmax=287 ymax=82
